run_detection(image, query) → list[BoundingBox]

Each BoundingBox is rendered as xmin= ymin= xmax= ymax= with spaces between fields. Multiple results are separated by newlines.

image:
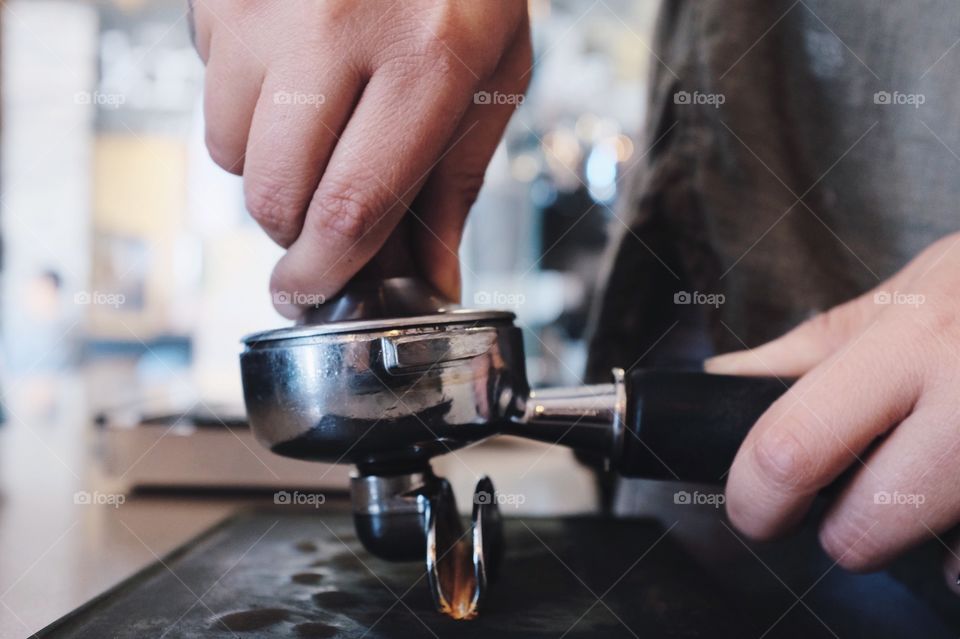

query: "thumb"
xmin=705 ymin=292 xmax=880 ymax=377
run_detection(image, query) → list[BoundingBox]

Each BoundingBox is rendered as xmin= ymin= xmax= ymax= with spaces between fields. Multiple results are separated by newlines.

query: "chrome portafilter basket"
xmin=241 ymin=278 xmax=521 ymax=619
xmin=240 ymin=277 xmax=788 ymax=619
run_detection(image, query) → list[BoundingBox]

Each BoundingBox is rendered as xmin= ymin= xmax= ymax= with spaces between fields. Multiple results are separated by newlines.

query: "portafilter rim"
xmin=241 ymin=309 xmax=516 ymax=344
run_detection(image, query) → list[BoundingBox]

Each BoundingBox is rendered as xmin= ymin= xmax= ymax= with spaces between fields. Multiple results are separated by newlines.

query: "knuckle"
xmin=819 ymin=512 xmax=884 ymax=571
xmin=422 ymin=6 xmax=474 ymax=57
xmin=412 ymin=34 xmax=469 ymax=81
xmin=751 ymin=418 xmax=821 ymax=492
xmin=309 ymin=186 xmax=379 ymax=246
xmin=383 ymin=8 xmax=499 ymax=81
xmin=244 ymin=177 xmax=303 ymax=245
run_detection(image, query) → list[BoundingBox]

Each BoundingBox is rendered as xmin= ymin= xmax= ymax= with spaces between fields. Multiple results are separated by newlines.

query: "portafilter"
xmin=239 ymin=277 xmax=787 ymax=619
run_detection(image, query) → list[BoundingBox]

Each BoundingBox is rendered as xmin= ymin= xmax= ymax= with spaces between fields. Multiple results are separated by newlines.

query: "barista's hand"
xmin=192 ymin=1 xmax=530 ymax=317
xmin=707 ymin=233 xmax=960 ymax=591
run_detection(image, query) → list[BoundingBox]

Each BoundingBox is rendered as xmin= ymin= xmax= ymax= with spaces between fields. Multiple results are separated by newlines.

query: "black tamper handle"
xmin=618 ymin=370 xmax=789 ymax=482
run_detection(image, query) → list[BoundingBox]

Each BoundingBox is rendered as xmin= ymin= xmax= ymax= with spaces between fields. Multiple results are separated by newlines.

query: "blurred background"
xmin=0 ymin=0 xmax=662 ymax=632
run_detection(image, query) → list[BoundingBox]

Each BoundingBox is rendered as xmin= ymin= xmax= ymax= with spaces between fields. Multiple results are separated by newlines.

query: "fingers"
xmin=818 ymin=399 xmax=960 ymax=571
xmin=196 ymin=1 xmax=530 ymax=317
xmin=202 ymin=32 xmax=265 ymax=175
xmin=242 ymin=68 xmax=363 ymax=247
xmin=269 ymin=58 xmax=478 ymax=317
xmin=705 ymin=278 xmax=909 ymax=377
xmin=707 ymin=235 xmax=960 ymax=377
xmin=725 ymin=325 xmax=923 ymax=540
xmin=410 ymin=25 xmax=532 ymax=300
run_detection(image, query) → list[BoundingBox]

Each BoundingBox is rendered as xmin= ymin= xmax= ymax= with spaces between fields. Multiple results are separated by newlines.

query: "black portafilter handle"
xmin=618 ymin=369 xmax=790 ymax=482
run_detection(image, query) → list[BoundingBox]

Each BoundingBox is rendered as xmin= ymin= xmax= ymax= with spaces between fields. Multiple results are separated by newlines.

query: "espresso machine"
xmin=237 ymin=275 xmax=788 ymax=620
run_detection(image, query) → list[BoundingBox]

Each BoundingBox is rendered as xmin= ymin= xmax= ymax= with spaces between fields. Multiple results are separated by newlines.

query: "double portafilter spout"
xmin=239 ymin=277 xmax=787 ymax=619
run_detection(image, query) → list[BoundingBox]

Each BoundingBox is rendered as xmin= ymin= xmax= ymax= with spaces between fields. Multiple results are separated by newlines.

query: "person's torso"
xmin=587 ymin=0 xmax=960 ymax=377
